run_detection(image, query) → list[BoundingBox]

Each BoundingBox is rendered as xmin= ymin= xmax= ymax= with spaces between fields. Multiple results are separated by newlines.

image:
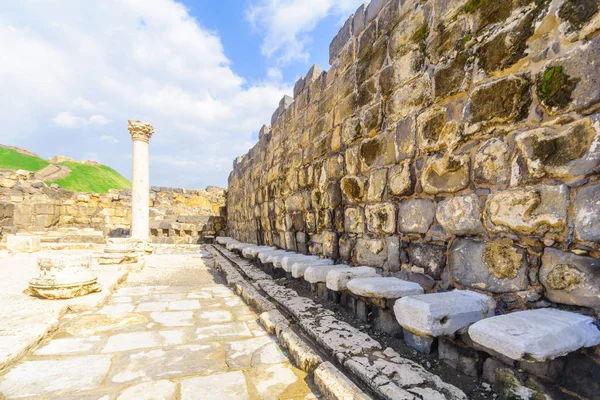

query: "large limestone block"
xmin=469 ymin=308 xmax=600 ymax=361
xmin=216 ymin=236 xmax=234 ymax=245
xmin=436 ymin=195 xmax=484 ymax=236
xmin=258 ymin=250 xmax=290 ymax=263
xmin=326 ymin=267 xmax=379 ymax=291
xmin=281 ymin=255 xmax=319 ymax=271
xmin=242 ymin=246 xmax=276 ymax=260
xmin=394 ymin=290 xmax=496 ymax=337
xmin=355 ymin=238 xmax=387 ymax=267
xmin=574 ymin=183 xmax=600 ymax=243
xmin=7 ymin=236 xmax=40 ymax=253
xmin=486 ymin=185 xmax=569 ymax=235
xmin=347 ymin=277 xmax=423 ymax=299
xmin=291 ymin=259 xmax=334 ymax=278
xmin=540 ymin=248 xmax=600 ymax=312
xmin=448 ymin=238 xmax=528 ymax=293
xmin=398 ymin=199 xmax=435 ymax=234
xmin=305 ymin=265 xmax=350 ymax=284
xmin=27 ymin=254 xmax=101 ymax=300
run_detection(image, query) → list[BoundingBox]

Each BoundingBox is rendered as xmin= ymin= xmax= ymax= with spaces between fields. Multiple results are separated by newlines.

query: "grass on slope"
xmin=48 ymin=162 xmax=131 ymax=194
xmin=0 ymin=147 xmax=49 ymax=172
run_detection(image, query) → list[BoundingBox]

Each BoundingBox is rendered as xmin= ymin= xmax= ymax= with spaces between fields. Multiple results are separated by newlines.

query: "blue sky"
xmin=0 ymin=0 xmax=366 ymax=189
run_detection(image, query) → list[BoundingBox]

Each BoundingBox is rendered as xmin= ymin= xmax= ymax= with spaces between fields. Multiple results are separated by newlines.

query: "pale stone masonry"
xmin=128 ymin=120 xmax=154 ymax=241
xmin=226 ymin=0 xmax=600 ymax=398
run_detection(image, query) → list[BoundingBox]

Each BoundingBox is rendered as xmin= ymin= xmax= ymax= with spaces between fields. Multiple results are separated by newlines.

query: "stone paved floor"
xmin=0 ymin=248 xmax=318 ymax=399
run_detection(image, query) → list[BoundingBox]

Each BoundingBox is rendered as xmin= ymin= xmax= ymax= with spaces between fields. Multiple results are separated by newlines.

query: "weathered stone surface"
xmin=305 ymin=265 xmax=350 ymax=284
xmin=344 ymin=207 xmax=365 ymax=233
xmin=355 ymin=238 xmax=387 ymax=267
xmin=436 ymin=194 xmax=483 ymax=236
xmin=487 ymin=185 xmax=570 ymax=235
xmin=326 ymin=267 xmax=379 ymax=291
xmin=398 ymin=198 xmax=435 ymax=234
xmin=386 ymin=75 xmax=432 ymax=125
xmin=345 ymin=350 xmax=467 ymax=400
xmin=314 ymin=361 xmax=374 ymax=400
xmin=575 ymin=183 xmax=600 ymax=242
xmin=515 ymin=118 xmax=600 ymax=179
xmin=387 ymin=161 xmax=412 ymax=196
xmin=421 ymin=154 xmax=470 ymax=194
xmin=27 ymin=254 xmax=101 ymax=300
xmin=341 ymin=176 xmax=366 ymax=204
xmin=409 ymin=243 xmax=446 ymax=279
xmin=0 ymin=355 xmax=112 ymax=397
xmin=449 ymin=238 xmax=528 ymax=293
xmin=6 ymin=235 xmax=40 ymax=253
xmin=365 ymin=203 xmax=396 ymax=234
xmin=558 ymin=0 xmax=599 ymax=31
xmin=537 ymin=36 xmax=600 ymax=114
xmin=469 ymin=308 xmax=600 ymax=361
xmin=291 ymin=259 xmax=334 ymax=278
xmin=366 ymin=169 xmax=388 ymax=202
xmin=465 ymin=75 xmax=531 ymax=125
xmin=347 ymin=277 xmax=424 ymax=299
xmin=117 ymin=380 xmax=177 ymax=400
xmin=394 ymin=290 xmax=496 ymax=337
xmin=540 ymin=248 xmax=600 ymax=312
xmin=473 ymin=138 xmax=510 ymax=184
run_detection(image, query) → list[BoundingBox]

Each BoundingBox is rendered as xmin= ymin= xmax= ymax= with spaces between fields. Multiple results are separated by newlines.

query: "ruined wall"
xmin=227 ymin=0 xmax=600 ymax=319
xmin=0 ymin=169 xmax=227 ymax=244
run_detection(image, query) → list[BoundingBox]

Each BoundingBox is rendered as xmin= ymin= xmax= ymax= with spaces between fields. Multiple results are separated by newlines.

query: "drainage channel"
xmin=209 ymin=244 xmax=382 ymax=399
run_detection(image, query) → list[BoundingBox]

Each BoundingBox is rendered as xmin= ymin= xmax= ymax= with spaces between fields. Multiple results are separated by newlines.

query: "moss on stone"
xmin=483 ymin=241 xmax=523 ymax=280
xmin=341 ymin=178 xmax=363 ymax=200
xmin=528 ymin=123 xmax=594 ymax=167
xmin=360 ymin=138 xmax=383 ymax=167
xmin=558 ymin=0 xmax=599 ymax=30
xmin=547 ymin=264 xmax=585 ymax=290
xmin=537 ymin=66 xmax=578 ymax=109
xmin=412 ymin=24 xmax=430 ymax=43
xmin=462 ymin=34 xmax=473 ymax=44
xmin=463 ymin=0 xmax=490 ymax=13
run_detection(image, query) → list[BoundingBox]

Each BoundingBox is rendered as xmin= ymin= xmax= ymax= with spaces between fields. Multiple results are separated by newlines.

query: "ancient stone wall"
xmin=0 ymin=169 xmax=226 ymax=244
xmin=227 ymin=0 xmax=600 ymax=318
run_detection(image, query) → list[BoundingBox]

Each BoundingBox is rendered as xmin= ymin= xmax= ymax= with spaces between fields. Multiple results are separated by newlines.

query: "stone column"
xmin=128 ymin=120 xmax=154 ymax=241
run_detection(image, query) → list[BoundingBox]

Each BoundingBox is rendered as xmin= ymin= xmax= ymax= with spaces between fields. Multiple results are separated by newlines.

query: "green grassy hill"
xmin=0 ymin=147 xmax=49 ymax=171
xmin=0 ymin=147 xmax=131 ymax=194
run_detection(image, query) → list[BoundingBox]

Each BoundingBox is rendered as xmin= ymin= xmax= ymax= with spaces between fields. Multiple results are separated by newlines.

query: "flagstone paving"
xmin=0 ymin=250 xmax=318 ymax=399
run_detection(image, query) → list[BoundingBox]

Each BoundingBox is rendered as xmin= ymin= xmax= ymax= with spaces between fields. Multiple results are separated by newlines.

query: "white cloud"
xmin=246 ymin=0 xmax=366 ymax=64
xmin=100 ymin=135 xmax=119 ymax=144
xmin=0 ymin=0 xmax=291 ymax=188
xmin=52 ymin=112 xmax=111 ymax=128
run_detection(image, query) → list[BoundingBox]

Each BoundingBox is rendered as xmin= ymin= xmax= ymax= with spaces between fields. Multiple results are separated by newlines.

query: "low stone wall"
xmin=0 ymin=169 xmax=226 ymax=244
xmin=227 ymin=0 xmax=600 ymax=320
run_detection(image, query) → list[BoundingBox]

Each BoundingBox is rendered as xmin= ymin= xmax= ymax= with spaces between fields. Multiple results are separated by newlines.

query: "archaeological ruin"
xmin=0 ymin=0 xmax=599 ymax=399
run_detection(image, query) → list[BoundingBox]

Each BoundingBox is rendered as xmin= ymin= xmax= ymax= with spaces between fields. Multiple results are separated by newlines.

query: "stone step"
xmin=326 ymin=267 xmax=379 ymax=291
xmin=304 ymin=265 xmax=350 ymax=284
xmin=242 ymin=246 xmax=276 ymax=259
xmin=215 ymin=236 xmax=234 ymax=245
xmin=346 ymin=277 xmax=424 ymax=299
xmin=257 ymin=250 xmax=291 ymax=263
xmin=281 ymin=255 xmax=320 ymax=272
xmin=264 ymin=252 xmax=297 ymax=265
xmin=394 ymin=290 xmax=496 ymax=337
xmin=468 ymin=308 xmax=600 ymax=362
xmin=291 ymin=259 xmax=334 ymax=279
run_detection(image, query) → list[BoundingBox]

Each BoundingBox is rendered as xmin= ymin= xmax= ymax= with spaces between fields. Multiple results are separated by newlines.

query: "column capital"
xmin=128 ymin=120 xmax=154 ymax=143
